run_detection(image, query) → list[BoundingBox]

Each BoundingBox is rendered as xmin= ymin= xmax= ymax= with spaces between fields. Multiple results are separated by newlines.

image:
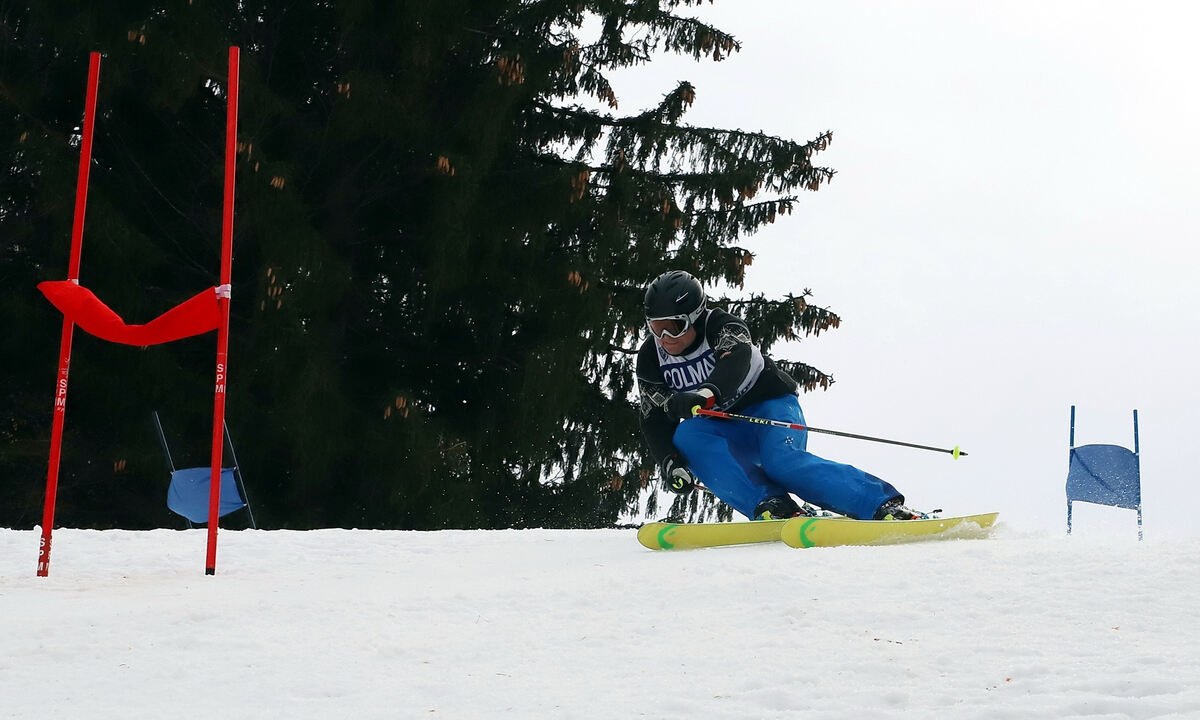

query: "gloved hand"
xmin=660 ymin=454 xmax=697 ymax=494
xmin=666 ymin=388 xmax=715 ymax=421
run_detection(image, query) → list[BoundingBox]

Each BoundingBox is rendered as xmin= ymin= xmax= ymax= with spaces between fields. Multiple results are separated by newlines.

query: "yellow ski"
xmin=636 ymin=519 xmax=787 ymax=550
xmin=780 ymin=512 xmax=999 ymax=549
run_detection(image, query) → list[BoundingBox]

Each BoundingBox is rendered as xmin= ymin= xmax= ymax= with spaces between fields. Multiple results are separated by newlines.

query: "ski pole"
xmin=694 ymin=408 xmax=966 ymax=458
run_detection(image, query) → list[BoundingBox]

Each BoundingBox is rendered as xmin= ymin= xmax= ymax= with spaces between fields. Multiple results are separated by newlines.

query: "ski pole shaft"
xmin=694 ymin=408 xmax=966 ymax=458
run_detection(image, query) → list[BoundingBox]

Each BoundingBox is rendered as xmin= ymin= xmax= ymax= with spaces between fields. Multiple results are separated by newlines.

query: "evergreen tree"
xmin=1 ymin=1 xmax=841 ymax=530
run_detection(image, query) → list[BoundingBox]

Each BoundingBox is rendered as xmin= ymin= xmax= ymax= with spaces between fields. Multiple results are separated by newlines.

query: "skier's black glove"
xmin=666 ymin=388 xmax=716 ymax=421
xmin=660 ymin=455 xmax=697 ymax=494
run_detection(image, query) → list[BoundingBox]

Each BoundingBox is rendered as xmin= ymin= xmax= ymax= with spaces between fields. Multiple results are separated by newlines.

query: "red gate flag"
xmin=37 ymin=281 xmax=220 ymax=346
xmin=37 ymin=48 xmax=241 ymax=577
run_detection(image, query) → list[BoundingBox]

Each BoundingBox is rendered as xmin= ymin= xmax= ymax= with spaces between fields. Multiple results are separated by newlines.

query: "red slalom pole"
xmin=38 ymin=52 xmax=101 ymax=577
xmin=694 ymin=407 xmax=966 ymax=458
xmin=205 ymin=46 xmax=239 ymax=575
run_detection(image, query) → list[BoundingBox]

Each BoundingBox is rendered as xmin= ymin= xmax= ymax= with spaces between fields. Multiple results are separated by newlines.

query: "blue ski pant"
xmin=672 ymin=395 xmax=902 ymax=520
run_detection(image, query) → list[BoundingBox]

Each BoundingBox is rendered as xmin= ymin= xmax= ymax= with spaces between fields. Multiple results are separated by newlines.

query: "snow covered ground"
xmin=2 ymin=524 xmax=1197 ymax=719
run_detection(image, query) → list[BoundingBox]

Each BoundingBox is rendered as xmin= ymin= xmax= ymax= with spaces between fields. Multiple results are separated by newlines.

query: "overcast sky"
xmin=611 ymin=1 xmax=1200 ymax=534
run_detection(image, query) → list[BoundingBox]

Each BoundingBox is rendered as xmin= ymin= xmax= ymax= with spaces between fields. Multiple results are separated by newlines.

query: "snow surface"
xmin=3 ymin=525 xmax=1198 ymax=719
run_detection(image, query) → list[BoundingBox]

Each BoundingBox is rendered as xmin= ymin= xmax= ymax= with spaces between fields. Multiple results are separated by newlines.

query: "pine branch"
xmin=523 ymin=98 xmax=835 ymax=194
xmin=574 ymin=2 xmax=740 ymax=67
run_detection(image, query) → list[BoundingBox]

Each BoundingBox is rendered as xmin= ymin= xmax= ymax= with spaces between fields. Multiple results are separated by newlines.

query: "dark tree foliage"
xmin=0 ymin=1 xmax=840 ymax=530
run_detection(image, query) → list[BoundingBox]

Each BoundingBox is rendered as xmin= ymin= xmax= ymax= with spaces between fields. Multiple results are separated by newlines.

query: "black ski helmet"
xmin=643 ymin=270 xmax=706 ymax=323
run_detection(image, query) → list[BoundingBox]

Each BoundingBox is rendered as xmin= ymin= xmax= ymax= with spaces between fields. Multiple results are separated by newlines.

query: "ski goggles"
xmin=646 ymin=315 xmax=693 ymax=340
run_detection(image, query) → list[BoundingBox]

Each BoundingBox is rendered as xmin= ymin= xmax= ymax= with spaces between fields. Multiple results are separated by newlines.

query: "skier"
xmin=636 ymin=270 xmax=925 ymax=521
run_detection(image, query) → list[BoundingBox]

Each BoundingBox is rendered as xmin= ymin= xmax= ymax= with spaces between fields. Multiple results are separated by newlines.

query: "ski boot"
xmin=873 ymin=498 xmax=934 ymax=521
xmin=753 ymin=495 xmax=804 ymax=521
